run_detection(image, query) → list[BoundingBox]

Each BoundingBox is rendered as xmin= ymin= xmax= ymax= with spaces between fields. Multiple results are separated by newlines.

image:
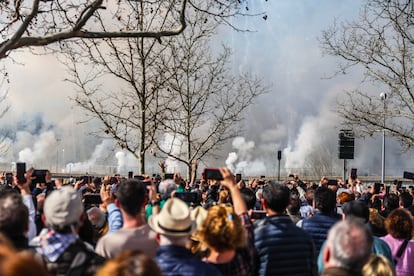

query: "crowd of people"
xmin=0 ymin=162 xmax=413 ymax=276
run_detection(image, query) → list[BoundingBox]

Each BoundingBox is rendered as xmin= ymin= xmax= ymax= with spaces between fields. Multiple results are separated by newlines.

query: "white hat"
xmin=44 ymin=186 xmax=84 ymax=228
xmin=191 ymin=205 xmax=207 ymax=228
xmin=148 ymin=198 xmax=196 ymax=236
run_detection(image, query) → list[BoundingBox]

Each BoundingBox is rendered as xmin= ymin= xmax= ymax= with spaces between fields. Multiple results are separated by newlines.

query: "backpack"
xmin=43 ymin=239 xmax=105 ymax=276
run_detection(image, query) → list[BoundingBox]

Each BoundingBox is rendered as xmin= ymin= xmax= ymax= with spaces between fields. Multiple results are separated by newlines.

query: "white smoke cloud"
xmin=18 ymin=130 xmax=57 ymax=166
xmin=225 ymin=152 xmax=238 ymax=171
xmin=159 ymin=133 xmax=183 ymax=173
xmin=225 ymin=136 xmax=267 ymax=176
xmin=115 ymin=151 xmax=127 ymax=173
xmin=65 ymin=139 xmax=114 ymax=173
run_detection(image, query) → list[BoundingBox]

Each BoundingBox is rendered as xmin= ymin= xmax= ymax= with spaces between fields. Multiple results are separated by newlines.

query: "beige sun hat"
xmin=191 ymin=205 xmax=208 ymax=228
xmin=148 ymin=198 xmax=197 ymax=236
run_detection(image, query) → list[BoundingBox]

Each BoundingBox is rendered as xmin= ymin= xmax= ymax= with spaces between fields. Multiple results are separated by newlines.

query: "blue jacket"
xmin=301 ymin=211 xmax=341 ymax=256
xmin=156 ymin=245 xmax=222 ymax=276
xmin=254 ymin=214 xmax=317 ymax=276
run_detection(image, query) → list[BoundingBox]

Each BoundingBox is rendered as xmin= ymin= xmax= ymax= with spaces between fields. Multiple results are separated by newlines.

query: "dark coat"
xmin=156 ymin=245 xmax=222 ymax=276
xmin=301 ymin=211 xmax=341 ymax=256
xmin=254 ymin=214 xmax=317 ymax=276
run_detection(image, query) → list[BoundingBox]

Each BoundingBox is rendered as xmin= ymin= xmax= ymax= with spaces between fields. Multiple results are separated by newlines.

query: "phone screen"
xmin=351 ymin=168 xmax=357 ymax=179
xmin=16 ymin=162 xmax=26 ymax=184
xmin=164 ymin=173 xmax=174 ymax=180
xmin=176 ymin=192 xmax=198 ymax=203
xmin=204 ymin=168 xmax=223 ymax=180
xmin=251 ymin=210 xmax=267 ymax=220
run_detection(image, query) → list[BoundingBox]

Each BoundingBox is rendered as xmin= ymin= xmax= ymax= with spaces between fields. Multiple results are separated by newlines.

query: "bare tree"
xmin=0 ymin=0 xmax=263 ymax=59
xmin=0 ymin=76 xmax=11 ymax=155
xmin=64 ymin=1 xmax=175 ymax=173
xmin=154 ymin=11 xmax=268 ymax=178
xmin=65 ymin=1 xmax=267 ymax=175
xmin=320 ymin=0 xmax=414 ymax=149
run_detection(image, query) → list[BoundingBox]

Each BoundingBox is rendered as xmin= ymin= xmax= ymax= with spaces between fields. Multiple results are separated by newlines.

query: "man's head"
xmin=383 ymin=193 xmax=399 ymax=212
xmin=287 ymin=194 xmax=301 ymax=215
xmin=262 ymin=181 xmax=290 ymax=213
xmin=87 ymin=207 xmax=106 ymax=229
xmin=305 ymin=189 xmax=315 ymax=205
xmin=323 ymin=218 xmax=373 ymax=273
xmin=399 ymin=191 xmax=413 ymax=208
xmin=240 ymin=188 xmax=256 ymax=211
xmin=157 ymin=179 xmax=177 ymax=200
xmin=314 ymin=186 xmax=336 ymax=213
xmin=327 ymin=180 xmax=339 ymax=194
xmin=0 ymin=193 xmax=29 ymax=238
xmin=148 ymin=198 xmax=196 ymax=246
xmin=116 ymin=179 xmax=147 ymax=216
xmin=43 ymin=186 xmax=84 ymax=232
xmin=342 ymin=200 xmax=369 ymax=223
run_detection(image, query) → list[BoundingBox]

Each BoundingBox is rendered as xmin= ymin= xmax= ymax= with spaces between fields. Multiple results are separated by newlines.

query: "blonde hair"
xmin=218 ymin=189 xmax=230 ymax=204
xmin=197 ymin=204 xmax=246 ymax=252
xmin=96 ymin=250 xmax=162 ymax=276
xmin=362 ymin=254 xmax=396 ymax=276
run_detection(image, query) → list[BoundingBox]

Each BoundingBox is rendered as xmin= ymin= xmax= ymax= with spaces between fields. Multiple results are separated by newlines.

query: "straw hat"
xmin=148 ymin=198 xmax=196 ymax=236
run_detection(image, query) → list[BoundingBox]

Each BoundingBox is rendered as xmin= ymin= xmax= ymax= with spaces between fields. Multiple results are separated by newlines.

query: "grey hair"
xmin=326 ymin=218 xmax=373 ymax=272
xmin=159 ymin=234 xmax=189 ymax=247
xmin=158 ymin=179 xmax=177 ymax=197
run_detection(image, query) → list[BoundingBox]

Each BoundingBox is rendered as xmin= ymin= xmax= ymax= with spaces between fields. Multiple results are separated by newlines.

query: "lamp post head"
xmin=380 ymin=92 xmax=387 ymax=101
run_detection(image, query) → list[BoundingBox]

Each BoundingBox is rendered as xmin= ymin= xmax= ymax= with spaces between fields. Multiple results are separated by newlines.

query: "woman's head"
xmin=0 ymin=235 xmax=48 ymax=276
xmin=384 ymin=208 xmax=413 ymax=239
xmin=197 ymin=204 xmax=246 ymax=252
xmin=362 ymin=254 xmax=395 ymax=276
xmin=96 ymin=250 xmax=162 ymax=276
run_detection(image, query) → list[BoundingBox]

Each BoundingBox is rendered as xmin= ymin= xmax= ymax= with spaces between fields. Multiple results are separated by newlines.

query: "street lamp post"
xmin=380 ymin=92 xmax=387 ymax=184
xmin=62 ymin=148 xmax=65 ymax=173
xmin=56 ymin=138 xmax=61 ymax=173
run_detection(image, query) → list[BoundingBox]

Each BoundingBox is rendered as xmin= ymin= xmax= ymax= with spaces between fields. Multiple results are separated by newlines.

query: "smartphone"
xmin=164 ymin=173 xmax=174 ymax=180
xmin=5 ymin=172 xmax=13 ymax=184
xmin=176 ymin=192 xmax=198 ymax=203
xmin=327 ymin=179 xmax=338 ymax=186
xmin=351 ymin=168 xmax=357 ymax=180
xmin=128 ymin=171 xmax=133 ymax=179
xmin=32 ymin=170 xmax=48 ymax=184
xmin=374 ymin=182 xmax=381 ymax=194
xmin=251 ymin=210 xmax=267 ymax=220
xmin=385 ymin=186 xmax=390 ymax=194
xmin=16 ymin=162 xmax=26 ymax=184
xmin=203 ymin=168 xmax=223 ymax=180
xmin=235 ymin=173 xmax=242 ymax=183
xmin=134 ymin=175 xmax=145 ymax=180
xmin=83 ymin=194 xmax=102 ymax=205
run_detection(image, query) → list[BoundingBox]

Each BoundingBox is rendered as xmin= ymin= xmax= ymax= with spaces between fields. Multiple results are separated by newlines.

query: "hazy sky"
xmin=1 ymin=0 xmax=411 ymax=177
